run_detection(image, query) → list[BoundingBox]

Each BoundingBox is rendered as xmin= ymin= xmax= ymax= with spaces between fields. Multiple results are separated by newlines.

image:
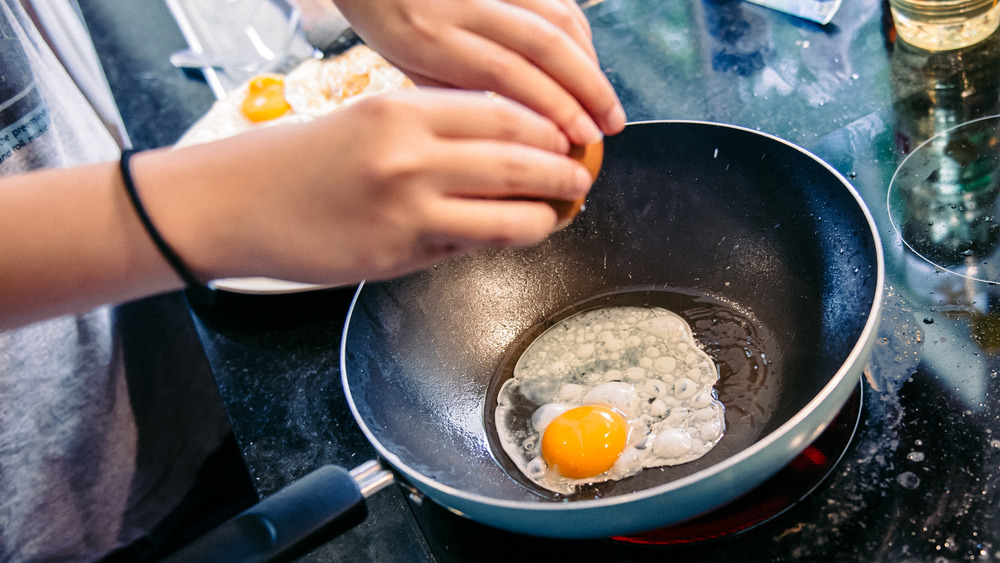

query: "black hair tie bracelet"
xmin=119 ymin=149 xmax=216 ymax=306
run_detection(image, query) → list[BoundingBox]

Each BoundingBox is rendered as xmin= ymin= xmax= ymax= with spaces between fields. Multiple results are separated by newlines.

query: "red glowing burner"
xmin=612 ymin=384 xmax=862 ymax=545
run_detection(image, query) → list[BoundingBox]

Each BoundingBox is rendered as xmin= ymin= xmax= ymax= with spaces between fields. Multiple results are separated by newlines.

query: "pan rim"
xmin=340 ymin=119 xmax=885 ymax=518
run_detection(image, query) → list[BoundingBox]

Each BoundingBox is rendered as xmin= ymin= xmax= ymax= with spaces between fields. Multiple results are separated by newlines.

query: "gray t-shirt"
xmin=0 ymin=1 xmax=231 ymax=559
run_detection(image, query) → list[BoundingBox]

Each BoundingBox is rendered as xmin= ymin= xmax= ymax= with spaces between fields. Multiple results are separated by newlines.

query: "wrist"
xmin=123 ymin=147 xmax=233 ymax=286
xmin=119 ymin=149 xmax=216 ymax=304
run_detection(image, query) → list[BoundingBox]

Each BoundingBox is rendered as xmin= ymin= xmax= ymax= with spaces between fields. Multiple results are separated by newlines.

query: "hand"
xmin=331 ymin=0 xmax=625 ymax=145
xmin=138 ymin=89 xmax=594 ymax=285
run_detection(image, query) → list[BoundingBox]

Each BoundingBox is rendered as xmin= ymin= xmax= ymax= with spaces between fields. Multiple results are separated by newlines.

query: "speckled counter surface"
xmin=82 ymin=0 xmax=1000 ymax=560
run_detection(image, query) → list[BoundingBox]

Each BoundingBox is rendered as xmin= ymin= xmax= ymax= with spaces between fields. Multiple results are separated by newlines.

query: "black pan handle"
xmin=163 ymin=461 xmax=394 ymax=562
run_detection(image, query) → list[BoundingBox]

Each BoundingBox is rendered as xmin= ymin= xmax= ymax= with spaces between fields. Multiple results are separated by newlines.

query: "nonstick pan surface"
xmin=341 ymin=120 xmax=884 ymax=538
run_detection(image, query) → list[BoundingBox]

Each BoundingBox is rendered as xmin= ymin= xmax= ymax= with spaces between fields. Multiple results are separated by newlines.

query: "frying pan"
xmin=169 ymin=120 xmax=883 ymax=560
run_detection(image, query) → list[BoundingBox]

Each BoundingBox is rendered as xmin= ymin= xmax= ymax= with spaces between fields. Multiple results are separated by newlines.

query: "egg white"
xmin=495 ymin=306 xmax=726 ymax=495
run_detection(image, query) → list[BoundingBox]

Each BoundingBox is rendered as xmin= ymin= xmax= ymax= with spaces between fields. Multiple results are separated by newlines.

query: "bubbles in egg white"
xmin=495 ymin=306 xmax=725 ymax=495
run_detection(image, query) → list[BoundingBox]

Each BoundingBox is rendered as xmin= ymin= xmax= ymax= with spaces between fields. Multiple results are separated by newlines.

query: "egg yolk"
xmin=541 ymin=405 xmax=628 ymax=479
xmin=241 ymin=75 xmax=291 ymax=122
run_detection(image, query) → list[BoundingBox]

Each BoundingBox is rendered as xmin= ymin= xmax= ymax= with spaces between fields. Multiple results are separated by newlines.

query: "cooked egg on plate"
xmin=175 ymin=45 xmax=414 ymax=294
xmin=177 ymin=44 xmax=413 ymax=148
xmin=495 ymin=305 xmax=726 ymax=495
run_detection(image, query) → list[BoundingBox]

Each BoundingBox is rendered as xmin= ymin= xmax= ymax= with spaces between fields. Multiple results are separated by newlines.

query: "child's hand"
xmin=332 ymin=0 xmax=626 ymax=145
xmin=143 ymin=89 xmax=594 ymax=285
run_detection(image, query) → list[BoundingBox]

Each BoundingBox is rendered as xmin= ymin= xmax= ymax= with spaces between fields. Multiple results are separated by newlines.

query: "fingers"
xmin=471 ymin=1 xmax=624 ymax=139
xmin=439 ymin=7 xmax=623 ymax=144
xmin=426 ymin=139 xmax=593 ymax=201
xmin=501 ymin=0 xmax=596 ymax=60
xmin=356 ymin=90 xmax=593 ymax=245
xmin=337 ymin=0 xmax=625 ymax=144
xmin=418 ymin=115 xmax=596 ymax=244
xmin=402 ymin=66 xmax=598 ymax=144
xmin=387 ymin=90 xmax=592 ymax=200
xmin=413 ymin=29 xmax=611 ymax=145
xmin=426 ymin=197 xmax=563 ymax=247
xmin=409 ymin=89 xmax=570 ymax=154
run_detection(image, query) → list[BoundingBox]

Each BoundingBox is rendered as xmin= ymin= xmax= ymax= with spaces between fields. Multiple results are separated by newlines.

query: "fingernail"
xmin=574 ymin=166 xmax=594 ymax=192
xmin=605 ymin=103 xmax=627 ymax=133
xmin=572 ymin=114 xmax=604 ymax=145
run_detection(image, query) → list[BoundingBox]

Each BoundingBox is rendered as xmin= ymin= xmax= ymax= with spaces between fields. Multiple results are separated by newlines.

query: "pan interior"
xmin=483 ymin=286 xmax=779 ymax=500
xmin=341 ymin=121 xmax=881 ymax=506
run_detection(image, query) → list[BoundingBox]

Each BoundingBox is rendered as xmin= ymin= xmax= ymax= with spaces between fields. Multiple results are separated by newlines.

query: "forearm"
xmin=0 ymin=89 xmax=593 ymax=330
xmin=0 ymin=159 xmax=183 ymax=330
xmin=0 ymin=140 xmax=294 ymax=331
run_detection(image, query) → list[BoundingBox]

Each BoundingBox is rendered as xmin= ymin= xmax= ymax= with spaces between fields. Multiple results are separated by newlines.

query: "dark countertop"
xmin=82 ymin=0 xmax=1000 ymax=560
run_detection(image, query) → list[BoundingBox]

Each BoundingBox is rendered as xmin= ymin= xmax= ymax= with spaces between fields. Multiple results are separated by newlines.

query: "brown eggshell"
xmin=551 ymin=140 xmax=604 ymax=230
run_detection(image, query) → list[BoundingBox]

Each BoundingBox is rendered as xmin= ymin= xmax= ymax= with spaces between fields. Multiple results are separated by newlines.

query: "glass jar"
xmin=889 ymin=0 xmax=1000 ymax=51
